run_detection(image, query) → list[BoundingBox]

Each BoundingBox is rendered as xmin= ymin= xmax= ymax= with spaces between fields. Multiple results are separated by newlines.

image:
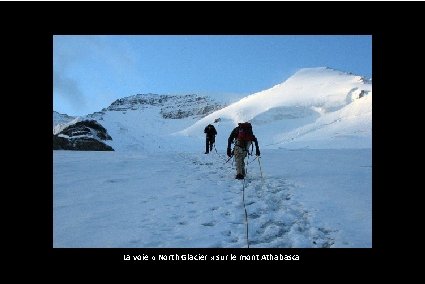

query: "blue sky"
xmin=53 ymin=35 xmax=372 ymax=116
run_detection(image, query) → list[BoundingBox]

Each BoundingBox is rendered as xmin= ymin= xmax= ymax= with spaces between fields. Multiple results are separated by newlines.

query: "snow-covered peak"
xmin=181 ymin=67 xmax=371 ymax=136
xmin=53 ymin=111 xmax=76 ymax=126
xmin=53 ymin=111 xmax=82 ymax=135
xmin=54 ymin=67 xmax=371 ymax=151
xmin=100 ymin=93 xmax=224 ymax=119
xmin=74 ymin=93 xmax=225 ymax=152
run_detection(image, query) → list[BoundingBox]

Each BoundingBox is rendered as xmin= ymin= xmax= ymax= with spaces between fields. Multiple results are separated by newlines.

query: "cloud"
xmin=54 ymin=36 xmax=144 ymax=115
xmin=53 ymin=70 xmax=86 ymax=111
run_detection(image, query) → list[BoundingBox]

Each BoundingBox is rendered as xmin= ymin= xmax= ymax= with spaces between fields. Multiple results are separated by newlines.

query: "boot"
xmin=235 ymin=173 xmax=244 ymax=179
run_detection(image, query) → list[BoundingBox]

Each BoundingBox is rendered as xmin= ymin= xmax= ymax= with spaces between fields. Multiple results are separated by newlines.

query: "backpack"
xmin=206 ymin=125 xmax=216 ymax=136
xmin=237 ymin=122 xmax=254 ymax=141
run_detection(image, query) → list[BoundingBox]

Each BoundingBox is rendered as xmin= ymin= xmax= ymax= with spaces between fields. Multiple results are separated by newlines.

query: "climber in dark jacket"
xmin=204 ymin=124 xmax=217 ymax=154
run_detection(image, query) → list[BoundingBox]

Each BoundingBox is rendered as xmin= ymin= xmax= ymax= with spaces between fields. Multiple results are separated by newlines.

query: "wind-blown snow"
xmin=53 ymin=67 xmax=372 ymax=248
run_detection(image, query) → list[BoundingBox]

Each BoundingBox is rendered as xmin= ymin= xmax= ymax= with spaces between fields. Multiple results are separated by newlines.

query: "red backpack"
xmin=237 ymin=122 xmax=254 ymax=141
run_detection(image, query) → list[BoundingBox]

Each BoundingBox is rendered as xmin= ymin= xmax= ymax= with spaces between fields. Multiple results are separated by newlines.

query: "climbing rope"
xmin=240 ymin=154 xmax=265 ymax=248
xmin=213 ymin=144 xmax=229 ymax=162
xmin=202 ymin=144 xmax=264 ymax=249
xmin=242 ymin=174 xmax=250 ymax=248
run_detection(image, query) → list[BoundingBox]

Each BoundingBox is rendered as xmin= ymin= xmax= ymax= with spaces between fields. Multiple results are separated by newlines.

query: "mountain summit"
xmin=181 ymin=67 xmax=372 ymax=149
xmin=53 ymin=67 xmax=371 ymax=151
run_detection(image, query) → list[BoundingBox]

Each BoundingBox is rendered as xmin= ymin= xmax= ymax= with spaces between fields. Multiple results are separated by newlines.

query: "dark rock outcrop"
xmin=53 ymin=120 xmax=114 ymax=151
xmin=53 ymin=136 xmax=114 ymax=151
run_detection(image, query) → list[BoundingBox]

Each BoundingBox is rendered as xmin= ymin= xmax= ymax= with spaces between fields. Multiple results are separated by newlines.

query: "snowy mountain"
xmin=53 ymin=110 xmax=76 ymax=126
xmin=53 ymin=67 xmax=371 ymax=152
xmin=79 ymin=94 xmax=226 ymax=152
xmin=181 ymin=67 xmax=372 ymax=149
xmin=100 ymin=93 xmax=224 ymax=119
xmin=54 ymin=67 xmax=372 ymax=248
xmin=53 ymin=111 xmax=80 ymax=134
xmin=54 ymin=94 xmax=226 ymax=152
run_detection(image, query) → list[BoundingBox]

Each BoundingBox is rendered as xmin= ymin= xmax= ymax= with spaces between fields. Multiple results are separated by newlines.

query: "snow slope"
xmin=53 ymin=111 xmax=82 ymax=135
xmin=53 ymin=67 xmax=372 ymax=248
xmin=55 ymin=94 xmax=225 ymax=152
xmin=181 ymin=67 xmax=371 ymax=149
xmin=54 ymin=148 xmax=371 ymax=248
xmin=53 ymin=67 xmax=371 ymax=151
xmin=93 ymin=99 xmax=216 ymax=153
xmin=269 ymin=94 xmax=372 ymax=149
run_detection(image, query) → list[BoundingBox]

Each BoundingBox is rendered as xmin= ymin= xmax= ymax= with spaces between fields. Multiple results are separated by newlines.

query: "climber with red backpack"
xmin=227 ymin=122 xmax=261 ymax=179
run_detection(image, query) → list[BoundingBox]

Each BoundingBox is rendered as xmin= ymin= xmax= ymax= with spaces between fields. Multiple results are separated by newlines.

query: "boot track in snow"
xmin=183 ymin=151 xmax=337 ymax=248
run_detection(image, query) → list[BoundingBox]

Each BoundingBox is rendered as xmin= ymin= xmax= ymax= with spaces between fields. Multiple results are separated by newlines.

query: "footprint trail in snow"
xmin=177 ymin=151 xmax=336 ymax=248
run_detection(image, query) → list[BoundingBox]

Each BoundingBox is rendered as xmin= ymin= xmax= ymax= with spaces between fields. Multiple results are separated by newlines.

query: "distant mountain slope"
xmin=53 ymin=111 xmax=76 ymax=126
xmin=53 ymin=111 xmax=79 ymax=134
xmin=87 ymin=93 xmax=225 ymax=120
xmin=53 ymin=67 xmax=372 ymax=151
xmin=268 ymin=94 xmax=372 ymax=149
xmin=181 ymin=67 xmax=372 ymax=149
xmin=54 ymin=94 xmax=227 ymax=152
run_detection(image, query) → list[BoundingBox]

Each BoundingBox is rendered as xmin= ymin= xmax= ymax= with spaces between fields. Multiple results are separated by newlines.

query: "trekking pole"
xmin=245 ymin=156 xmax=248 ymax=177
xmin=247 ymin=155 xmax=258 ymax=165
xmin=225 ymin=155 xmax=233 ymax=164
xmin=257 ymin=156 xmax=264 ymax=180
